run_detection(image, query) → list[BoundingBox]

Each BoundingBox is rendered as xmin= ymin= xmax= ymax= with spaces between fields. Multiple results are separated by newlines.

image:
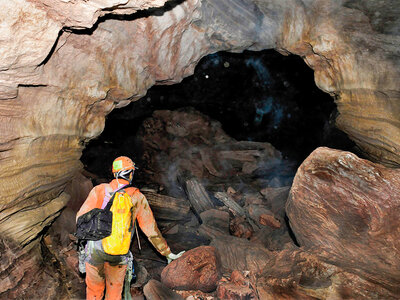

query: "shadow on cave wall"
xmin=81 ymin=49 xmax=358 ymax=181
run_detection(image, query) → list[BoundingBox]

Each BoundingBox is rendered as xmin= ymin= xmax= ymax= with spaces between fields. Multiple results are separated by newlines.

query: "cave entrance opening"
xmin=81 ymin=49 xmax=356 ymax=184
xmin=76 ymin=49 xmax=359 ymax=283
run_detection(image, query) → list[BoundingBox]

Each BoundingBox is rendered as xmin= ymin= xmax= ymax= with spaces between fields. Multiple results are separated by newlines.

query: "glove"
xmin=166 ymin=250 xmax=185 ymax=264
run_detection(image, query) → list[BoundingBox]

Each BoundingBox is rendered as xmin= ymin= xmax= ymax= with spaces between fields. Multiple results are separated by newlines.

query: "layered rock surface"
xmin=287 ymin=147 xmax=400 ymax=297
xmin=0 ymin=0 xmax=399 ymax=251
xmin=4 ymin=109 xmax=398 ymax=299
xmin=0 ymin=0 xmax=399 ymax=297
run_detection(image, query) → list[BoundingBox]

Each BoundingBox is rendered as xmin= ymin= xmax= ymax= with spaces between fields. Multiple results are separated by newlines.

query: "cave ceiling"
xmin=0 ymin=0 xmax=399 ymax=248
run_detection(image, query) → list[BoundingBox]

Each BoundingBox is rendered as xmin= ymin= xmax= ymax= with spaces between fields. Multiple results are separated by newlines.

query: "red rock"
xmin=286 ymin=147 xmax=400 ymax=295
xmin=230 ymin=270 xmax=247 ymax=286
xmin=229 ymin=216 xmax=254 ymax=239
xmin=65 ymin=253 xmax=79 ymax=274
xmin=217 ymin=282 xmax=257 ymax=300
xmin=217 ymin=270 xmax=256 ymax=299
xmin=259 ymin=213 xmax=281 ymax=229
xmin=161 ymin=246 xmax=222 ymax=292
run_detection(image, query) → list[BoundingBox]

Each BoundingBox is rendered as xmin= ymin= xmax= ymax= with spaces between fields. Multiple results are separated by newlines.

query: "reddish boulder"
xmin=286 ymin=147 xmax=400 ymax=295
xmin=161 ymin=246 xmax=222 ymax=292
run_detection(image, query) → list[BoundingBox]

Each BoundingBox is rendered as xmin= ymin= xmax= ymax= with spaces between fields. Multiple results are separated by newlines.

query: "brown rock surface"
xmin=210 ymin=235 xmax=271 ymax=275
xmin=200 ymin=209 xmax=230 ymax=235
xmin=161 ymin=246 xmax=222 ymax=293
xmin=259 ymin=213 xmax=281 ymax=229
xmin=217 ymin=270 xmax=257 ymax=300
xmin=138 ymin=109 xmax=281 ymax=192
xmin=0 ymin=0 xmax=399 ymax=295
xmin=143 ymin=279 xmax=183 ymax=300
xmin=217 ymin=282 xmax=257 ymax=300
xmin=65 ymin=172 xmax=93 ymax=212
xmin=256 ymin=247 xmax=399 ymax=299
xmin=0 ymin=0 xmax=398 ymax=253
xmin=286 ymin=147 xmax=400 ymax=295
xmin=0 ymin=238 xmax=62 ymax=299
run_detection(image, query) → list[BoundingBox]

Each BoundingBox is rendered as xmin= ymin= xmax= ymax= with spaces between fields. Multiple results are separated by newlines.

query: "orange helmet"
xmin=112 ymin=156 xmax=136 ymax=181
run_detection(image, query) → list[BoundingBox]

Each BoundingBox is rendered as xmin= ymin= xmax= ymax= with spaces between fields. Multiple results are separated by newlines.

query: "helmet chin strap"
xmin=115 ymin=170 xmax=134 ymax=186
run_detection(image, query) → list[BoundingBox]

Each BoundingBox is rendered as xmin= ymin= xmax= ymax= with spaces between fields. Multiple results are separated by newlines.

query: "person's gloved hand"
xmin=167 ymin=251 xmax=185 ymax=264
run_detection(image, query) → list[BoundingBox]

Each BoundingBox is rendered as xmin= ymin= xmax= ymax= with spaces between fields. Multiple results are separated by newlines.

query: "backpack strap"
xmin=104 ymin=184 xmax=130 ymax=211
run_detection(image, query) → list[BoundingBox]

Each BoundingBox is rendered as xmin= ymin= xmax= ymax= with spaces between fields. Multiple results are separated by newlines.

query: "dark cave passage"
xmin=81 ymin=49 xmax=356 ymax=180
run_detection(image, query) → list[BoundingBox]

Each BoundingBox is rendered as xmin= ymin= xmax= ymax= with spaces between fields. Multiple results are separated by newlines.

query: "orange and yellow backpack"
xmin=102 ymin=187 xmax=135 ymax=255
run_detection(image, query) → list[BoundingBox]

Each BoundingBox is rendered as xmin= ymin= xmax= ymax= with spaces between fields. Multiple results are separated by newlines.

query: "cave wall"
xmin=0 ymin=0 xmax=399 ymax=248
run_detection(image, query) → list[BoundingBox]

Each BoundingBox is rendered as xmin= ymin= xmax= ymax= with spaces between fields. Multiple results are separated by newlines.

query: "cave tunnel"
xmin=81 ymin=49 xmax=357 ymax=183
xmin=2 ymin=0 xmax=400 ymax=299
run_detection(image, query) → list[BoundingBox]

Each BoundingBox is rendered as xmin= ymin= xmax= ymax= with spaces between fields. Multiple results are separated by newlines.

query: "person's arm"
xmin=135 ymin=192 xmax=172 ymax=256
xmin=135 ymin=192 xmax=185 ymax=263
xmin=76 ymin=185 xmax=103 ymax=222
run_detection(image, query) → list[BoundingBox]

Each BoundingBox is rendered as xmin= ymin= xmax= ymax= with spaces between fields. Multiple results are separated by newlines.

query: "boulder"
xmin=256 ymin=247 xmax=399 ymax=299
xmin=247 ymin=204 xmax=280 ymax=228
xmin=161 ymin=246 xmax=222 ymax=292
xmin=143 ymin=279 xmax=183 ymax=300
xmin=210 ymin=235 xmax=271 ymax=274
xmin=250 ymin=227 xmax=293 ymax=251
xmin=260 ymin=186 xmax=290 ymax=219
xmin=286 ymin=147 xmax=400 ymax=295
xmin=200 ymin=209 xmax=230 ymax=235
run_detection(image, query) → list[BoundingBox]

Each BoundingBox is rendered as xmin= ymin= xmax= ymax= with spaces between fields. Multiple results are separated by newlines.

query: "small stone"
xmin=229 ymin=216 xmax=254 ymax=239
xmin=230 ymin=270 xmax=247 ymax=286
xmin=259 ymin=213 xmax=281 ymax=229
xmin=217 ymin=282 xmax=256 ymax=299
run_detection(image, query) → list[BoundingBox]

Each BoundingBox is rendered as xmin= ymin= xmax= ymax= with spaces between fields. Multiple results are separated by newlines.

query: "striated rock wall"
xmin=286 ymin=147 xmax=400 ymax=295
xmin=0 ymin=0 xmax=399 ymax=250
